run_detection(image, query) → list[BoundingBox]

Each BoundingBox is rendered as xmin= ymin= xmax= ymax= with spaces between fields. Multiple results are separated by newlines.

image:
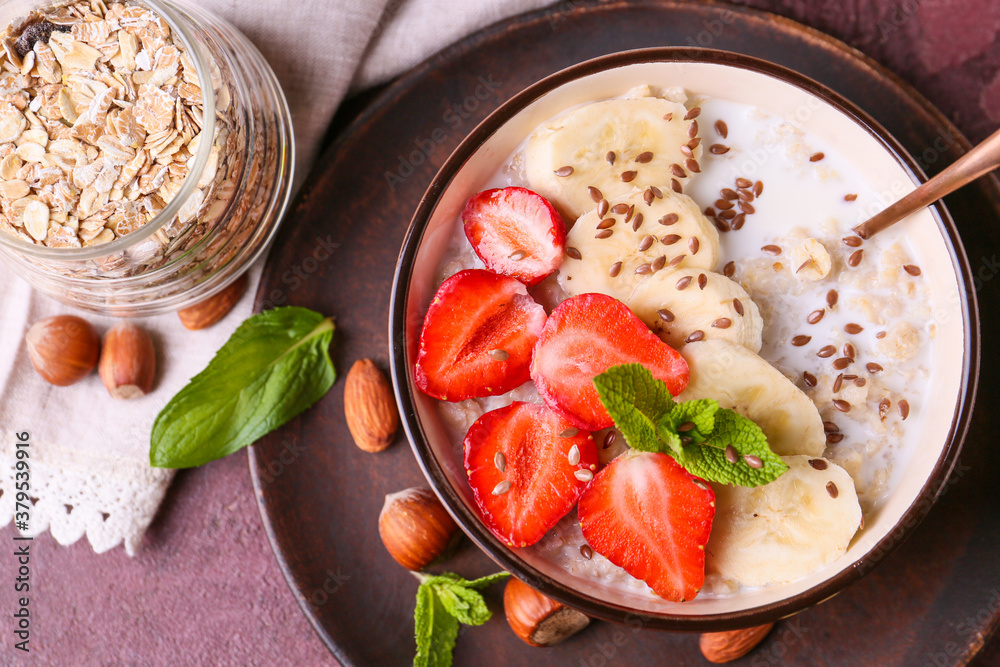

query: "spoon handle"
xmin=853 ymin=126 xmax=1000 ymax=239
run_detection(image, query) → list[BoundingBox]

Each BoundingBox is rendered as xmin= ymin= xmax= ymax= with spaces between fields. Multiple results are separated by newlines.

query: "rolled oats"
xmin=0 ymin=0 xmax=240 ymax=258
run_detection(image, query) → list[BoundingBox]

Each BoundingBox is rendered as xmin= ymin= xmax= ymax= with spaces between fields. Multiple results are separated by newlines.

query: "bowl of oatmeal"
xmin=389 ymin=48 xmax=978 ymax=629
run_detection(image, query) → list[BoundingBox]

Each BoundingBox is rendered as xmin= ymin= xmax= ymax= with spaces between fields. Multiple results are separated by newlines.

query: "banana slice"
xmin=706 ymin=455 xmax=862 ymax=587
xmin=524 ymin=94 xmax=702 ymax=220
xmin=676 ymin=339 xmax=825 ymax=456
xmin=625 ymin=269 xmax=763 ymax=352
xmin=558 ymin=188 xmax=719 ymax=301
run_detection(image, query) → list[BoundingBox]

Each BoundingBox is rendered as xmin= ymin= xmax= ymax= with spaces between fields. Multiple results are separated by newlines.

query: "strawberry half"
xmin=530 ymin=293 xmax=689 ymax=430
xmin=464 ymin=402 xmax=598 ymax=547
xmin=415 ymin=269 xmax=547 ymax=401
xmin=462 ymin=187 xmax=565 ymax=286
xmin=578 ymin=451 xmax=715 ymax=602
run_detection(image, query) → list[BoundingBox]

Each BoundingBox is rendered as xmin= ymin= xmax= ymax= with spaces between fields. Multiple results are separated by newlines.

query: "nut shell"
xmin=177 ymin=274 xmax=247 ymax=330
xmin=25 ymin=315 xmax=100 ymax=386
xmin=344 ymin=359 xmax=399 ymax=452
xmin=99 ymin=322 xmax=156 ymax=399
xmin=378 ymin=487 xmax=459 ymax=571
xmin=504 ymin=577 xmax=590 ymax=647
xmin=700 ymin=623 xmax=774 ymax=663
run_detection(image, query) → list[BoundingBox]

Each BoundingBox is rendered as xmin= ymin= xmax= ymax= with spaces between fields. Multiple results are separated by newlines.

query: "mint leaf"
xmin=673 ymin=409 xmax=788 ymax=486
xmin=659 ymin=399 xmax=718 ymax=446
xmin=414 ymin=582 xmax=458 ymax=667
xmin=413 ymin=572 xmax=509 ymax=666
xmin=432 ymin=580 xmax=493 ymax=626
xmin=462 ymin=572 xmax=512 ymax=590
xmin=150 ymin=307 xmax=336 ymax=468
xmin=593 ymin=364 xmax=675 ymax=452
xmin=593 ymin=364 xmax=787 ymax=487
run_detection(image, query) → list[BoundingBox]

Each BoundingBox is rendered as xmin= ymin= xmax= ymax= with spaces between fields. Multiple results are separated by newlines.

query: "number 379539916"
xmin=14 ymin=432 xmax=30 ymax=528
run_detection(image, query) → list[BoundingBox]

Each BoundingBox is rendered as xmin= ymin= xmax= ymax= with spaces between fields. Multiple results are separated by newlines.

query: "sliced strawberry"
xmin=416 ymin=269 xmax=547 ymax=401
xmin=530 ymin=293 xmax=688 ymax=430
xmin=463 ymin=187 xmax=565 ymax=286
xmin=464 ymin=402 xmax=598 ymax=547
xmin=578 ymin=451 xmax=715 ymax=602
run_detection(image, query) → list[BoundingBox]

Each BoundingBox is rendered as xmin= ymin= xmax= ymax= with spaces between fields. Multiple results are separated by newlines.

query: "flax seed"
xmin=659 ymin=213 xmax=679 ymax=226
xmin=715 ymin=119 xmax=728 ymax=138
xmin=809 ymin=152 xmax=825 ymax=162
xmin=609 ymin=261 xmax=622 ymax=278
xmin=657 ymin=308 xmax=675 ymax=322
xmin=621 ymin=170 xmax=637 ymax=182
xmin=818 ymin=345 xmax=836 ymax=358
xmin=733 ymin=298 xmax=744 ymax=316
xmin=803 ymin=371 xmax=817 ymax=387
xmin=723 ymin=261 xmax=736 ymax=277
xmin=848 ymin=249 xmax=863 ymax=267
xmin=554 ymin=166 xmax=574 ymax=176
xmin=762 ymin=244 xmax=781 ymax=255
xmin=792 ymin=335 xmax=811 ymax=346
xmin=709 ymin=144 xmax=730 ymax=154
xmin=712 ymin=317 xmax=732 ymax=329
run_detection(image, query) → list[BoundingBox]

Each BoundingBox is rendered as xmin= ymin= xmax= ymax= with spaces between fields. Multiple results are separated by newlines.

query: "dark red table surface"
xmin=2 ymin=1 xmax=998 ymax=665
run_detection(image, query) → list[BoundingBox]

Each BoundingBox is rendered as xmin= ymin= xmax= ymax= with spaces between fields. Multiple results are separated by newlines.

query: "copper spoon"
xmin=853 ymin=126 xmax=1000 ymax=239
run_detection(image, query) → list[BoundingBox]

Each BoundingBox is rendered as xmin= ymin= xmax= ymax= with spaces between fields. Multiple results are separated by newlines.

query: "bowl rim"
xmin=389 ymin=46 xmax=980 ymax=630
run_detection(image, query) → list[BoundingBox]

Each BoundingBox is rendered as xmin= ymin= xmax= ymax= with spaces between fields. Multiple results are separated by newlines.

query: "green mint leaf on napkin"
xmin=593 ymin=364 xmax=786 ymax=487
xmin=150 ymin=307 xmax=336 ymax=468
xmin=414 ymin=571 xmax=509 ymax=667
xmin=593 ymin=363 xmax=676 ymax=453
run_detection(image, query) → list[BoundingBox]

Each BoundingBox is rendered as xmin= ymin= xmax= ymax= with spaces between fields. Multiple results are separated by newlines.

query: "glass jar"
xmin=0 ymin=0 xmax=294 ymax=315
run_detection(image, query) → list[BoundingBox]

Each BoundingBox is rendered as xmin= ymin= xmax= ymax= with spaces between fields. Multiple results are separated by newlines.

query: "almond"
xmin=99 ymin=322 xmax=156 ymax=399
xmin=700 ymin=623 xmax=774 ymax=663
xmin=177 ymin=274 xmax=247 ymax=330
xmin=344 ymin=359 xmax=398 ymax=452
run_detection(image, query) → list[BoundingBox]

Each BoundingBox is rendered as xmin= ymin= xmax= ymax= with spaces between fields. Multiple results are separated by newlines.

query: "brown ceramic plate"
xmin=249 ymin=2 xmax=999 ymax=665
xmin=392 ymin=46 xmax=977 ymax=629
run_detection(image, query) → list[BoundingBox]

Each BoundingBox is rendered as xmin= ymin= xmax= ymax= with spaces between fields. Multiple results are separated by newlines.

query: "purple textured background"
xmin=2 ymin=0 xmax=999 ymax=664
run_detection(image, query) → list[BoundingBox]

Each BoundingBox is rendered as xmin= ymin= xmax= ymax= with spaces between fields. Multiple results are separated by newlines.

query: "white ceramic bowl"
xmin=390 ymin=48 xmax=978 ymax=629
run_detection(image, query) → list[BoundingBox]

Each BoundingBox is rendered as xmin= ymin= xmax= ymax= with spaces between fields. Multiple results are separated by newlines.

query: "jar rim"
xmin=0 ymin=0 xmax=217 ymax=260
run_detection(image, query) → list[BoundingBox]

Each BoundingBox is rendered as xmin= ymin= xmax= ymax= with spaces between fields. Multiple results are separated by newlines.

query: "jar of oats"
xmin=0 ymin=0 xmax=294 ymax=315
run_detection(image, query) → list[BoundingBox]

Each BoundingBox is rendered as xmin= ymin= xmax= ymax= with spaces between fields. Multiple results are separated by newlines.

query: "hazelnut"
xmin=378 ymin=487 xmax=459 ymax=571
xmin=25 ymin=315 xmax=100 ymax=386
xmin=99 ymin=322 xmax=156 ymax=399
xmin=503 ymin=577 xmax=590 ymax=646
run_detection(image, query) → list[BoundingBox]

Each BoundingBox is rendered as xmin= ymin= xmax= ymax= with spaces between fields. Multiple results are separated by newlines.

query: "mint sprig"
xmin=414 ymin=572 xmax=510 ymax=667
xmin=593 ymin=364 xmax=787 ymax=487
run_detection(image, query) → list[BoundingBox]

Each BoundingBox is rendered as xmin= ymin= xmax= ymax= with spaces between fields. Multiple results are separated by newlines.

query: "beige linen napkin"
xmin=0 ymin=0 xmax=552 ymax=554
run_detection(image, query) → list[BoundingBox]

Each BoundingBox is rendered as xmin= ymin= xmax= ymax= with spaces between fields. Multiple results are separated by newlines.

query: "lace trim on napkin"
xmin=0 ymin=431 xmax=173 ymax=555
